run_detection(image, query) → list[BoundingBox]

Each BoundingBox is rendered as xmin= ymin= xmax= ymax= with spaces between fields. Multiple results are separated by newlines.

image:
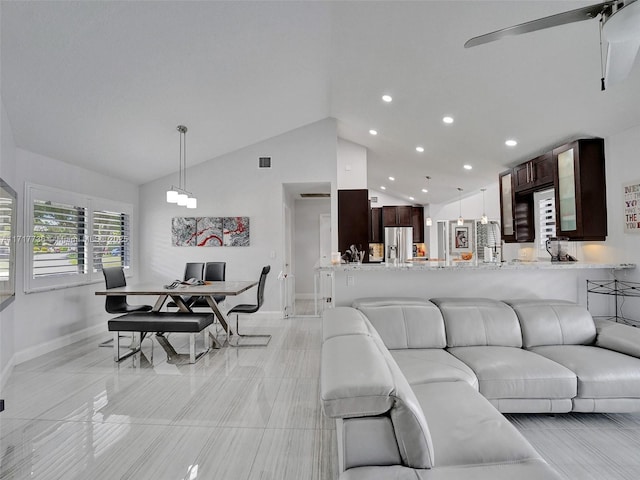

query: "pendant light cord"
xmin=599 ymin=16 xmax=606 ymax=91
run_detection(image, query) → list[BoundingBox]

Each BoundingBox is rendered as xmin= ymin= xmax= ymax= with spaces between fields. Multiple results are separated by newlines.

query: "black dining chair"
xmin=167 ymin=262 xmax=205 ymax=309
xmin=100 ymin=267 xmax=152 ymax=348
xmin=102 ymin=267 xmax=153 ymax=314
xmin=227 ymin=265 xmax=271 ymax=346
xmin=189 ymin=261 xmax=226 ymax=308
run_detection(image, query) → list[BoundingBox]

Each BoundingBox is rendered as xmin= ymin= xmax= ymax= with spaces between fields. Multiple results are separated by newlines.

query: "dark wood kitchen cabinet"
xmin=411 ymin=207 xmax=425 ymax=243
xmin=338 ymin=189 xmax=370 ymax=261
xmin=370 ymin=207 xmax=383 ymax=243
xmin=553 ymin=138 xmax=607 ymax=240
xmin=500 ymin=170 xmax=534 ymax=243
xmin=514 ymin=152 xmax=554 ymax=193
xmin=382 ymin=205 xmax=412 ymax=227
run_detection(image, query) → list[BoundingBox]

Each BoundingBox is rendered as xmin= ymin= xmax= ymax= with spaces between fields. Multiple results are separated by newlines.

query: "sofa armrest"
xmin=595 ymin=319 xmax=640 ymax=358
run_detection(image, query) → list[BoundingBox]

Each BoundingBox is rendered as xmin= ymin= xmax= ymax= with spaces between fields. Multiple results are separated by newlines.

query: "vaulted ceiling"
xmin=2 ymin=1 xmax=639 ymax=204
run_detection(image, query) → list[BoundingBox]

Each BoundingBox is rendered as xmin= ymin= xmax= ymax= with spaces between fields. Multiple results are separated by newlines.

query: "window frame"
xmin=24 ymin=183 xmax=135 ymax=293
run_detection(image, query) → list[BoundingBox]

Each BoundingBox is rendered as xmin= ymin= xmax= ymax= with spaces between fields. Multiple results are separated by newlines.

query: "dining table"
xmin=95 ymin=280 xmax=258 ymax=348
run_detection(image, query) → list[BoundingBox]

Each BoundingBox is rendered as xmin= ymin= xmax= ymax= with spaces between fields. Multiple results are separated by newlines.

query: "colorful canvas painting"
xmin=223 ymin=217 xmax=250 ymax=246
xmin=172 ymin=216 xmax=250 ymax=247
xmin=172 ymin=217 xmax=197 ymax=246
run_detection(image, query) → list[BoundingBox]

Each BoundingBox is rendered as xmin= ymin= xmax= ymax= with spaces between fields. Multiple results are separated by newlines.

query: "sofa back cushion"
xmin=353 ymin=298 xmax=446 ymax=349
xmin=504 ymin=299 xmax=596 ymax=347
xmin=430 ymin=297 xmax=522 ymax=348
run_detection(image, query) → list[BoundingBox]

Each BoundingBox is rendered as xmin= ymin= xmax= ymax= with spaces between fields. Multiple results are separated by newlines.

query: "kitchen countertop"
xmin=317 ymin=261 xmax=636 ymax=271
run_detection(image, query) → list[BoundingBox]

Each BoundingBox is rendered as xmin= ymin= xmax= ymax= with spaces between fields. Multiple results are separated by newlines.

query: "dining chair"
xmin=227 ymin=265 xmax=271 ymax=346
xmin=189 ymin=261 xmax=226 ymax=307
xmin=167 ymin=262 xmax=205 ymax=309
xmin=102 ymin=267 xmax=153 ymax=314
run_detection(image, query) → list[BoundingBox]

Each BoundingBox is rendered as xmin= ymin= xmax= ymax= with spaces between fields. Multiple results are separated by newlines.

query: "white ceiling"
xmin=2 ymin=1 xmax=640 ymax=204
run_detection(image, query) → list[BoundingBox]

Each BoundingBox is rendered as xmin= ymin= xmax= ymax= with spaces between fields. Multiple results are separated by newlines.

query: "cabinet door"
xmin=397 ymin=206 xmax=412 ymax=226
xmin=513 ymin=163 xmax=532 ymax=192
xmin=554 ymin=143 xmax=580 ymax=237
xmin=531 ymin=153 xmax=554 ymax=187
xmin=499 ymin=170 xmax=516 ymax=242
xmin=382 ymin=206 xmax=398 ymax=226
xmin=338 ymin=189 xmax=370 ymax=261
xmin=411 ymin=207 xmax=424 ymax=243
xmin=370 ymin=208 xmax=383 ymax=243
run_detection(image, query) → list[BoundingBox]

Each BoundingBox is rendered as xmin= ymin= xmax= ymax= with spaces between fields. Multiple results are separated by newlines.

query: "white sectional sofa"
xmin=321 ymin=297 xmax=640 ymax=480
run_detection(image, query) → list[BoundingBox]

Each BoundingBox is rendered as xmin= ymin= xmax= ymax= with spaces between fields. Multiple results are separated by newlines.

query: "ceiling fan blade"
xmin=604 ymin=38 xmax=640 ymax=88
xmin=464 ymin=2 xmax=610 ymax=48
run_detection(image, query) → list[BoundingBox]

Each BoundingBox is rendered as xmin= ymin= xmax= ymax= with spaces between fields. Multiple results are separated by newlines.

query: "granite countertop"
xmin=317 ymin=261 xmax=636 ymax=271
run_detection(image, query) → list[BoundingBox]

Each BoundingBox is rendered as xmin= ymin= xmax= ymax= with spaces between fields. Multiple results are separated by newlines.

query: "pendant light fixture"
xmin=166 ymin=125 xmax=197 ymax=208
xmin=424 ymin=176 xmax=433 ymax=226
xmin=481 ymin=188 xmax=488 ymax=224
xmin=457 ymin=187 xmax=464 ymax=226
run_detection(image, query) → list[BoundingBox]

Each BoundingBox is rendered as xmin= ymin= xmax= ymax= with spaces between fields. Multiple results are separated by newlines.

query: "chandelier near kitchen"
xmin=166 ymin=125 xmax=197 ymax=208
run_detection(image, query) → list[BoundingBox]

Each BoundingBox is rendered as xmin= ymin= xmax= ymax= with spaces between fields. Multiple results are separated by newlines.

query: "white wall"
xmin=337 ymin=138 xmax=367 ymax=189
xmin=1 ymin=99 xmax=18 ymax=386
xmin=368 ymin=188 xmax=414 ymax=207
xmin=294 ymin=198 xmax=330 ymax=297
xmin=138 ymin=118 xmax=338 ymax=314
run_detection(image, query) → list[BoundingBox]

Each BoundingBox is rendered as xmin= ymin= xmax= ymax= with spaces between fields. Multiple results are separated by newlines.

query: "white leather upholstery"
xmin=323 ymin=306 xmax=372 ymax=341
xmin=489 ymin=398 xmax=573 ymax=413
xmin=448 ymin=346 xmax=576 ymax=403
xmin=340 ymin=460 xmax=562 ymax=480
xmin=340 ymin=416 xmax=401 ymax=470
xmin=595 ymin=319 xmax=640 ymax=358
xmin=391 ymin=349 xmax=478 ymax=389
xmin=531 ymin=345 xmax=640 ymax=400
xmin=431 ymin=298 xmax=522 ymax=347
xmin=354 ymin=298 xmax=446 ymax=349
xmin=504 ymin=298 xmax=596 ymax=347
xmin=413 ymin=381 xmax=542 ymax=467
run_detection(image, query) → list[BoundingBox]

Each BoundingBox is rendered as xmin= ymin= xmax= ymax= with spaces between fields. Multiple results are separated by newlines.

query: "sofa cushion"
xmin=412 ymin=381 xmax=542 ymax=468
xmin=323 ymin=307 xmax=372 ymax=341
xmin=531 ymin=345 xmax=640 ymax=399
xmin=503 ymin=299 xmax=596 ymax=347
xmin=390 ymin=349 xmax=478 ymax=389
xmin=595 ymin=319 xmax=640 ymax=358
xmin=448 ymin=346 xmax=576 ymax=400
xmin=354 ymin=298 xmax=446 ymax=349
xmin=431 ymin=298 xmax=522 ymax=347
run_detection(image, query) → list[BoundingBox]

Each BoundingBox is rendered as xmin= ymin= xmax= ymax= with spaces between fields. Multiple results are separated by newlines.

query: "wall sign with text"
xmin=624 ymin=181 xmax=640 ymax=233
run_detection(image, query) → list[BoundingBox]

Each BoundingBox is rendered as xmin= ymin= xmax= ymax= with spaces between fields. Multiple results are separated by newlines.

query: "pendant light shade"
xmin=457 ymin=187 xmax=464 ymax=226
xmin=166 ymin=125 xmax=197 ymax=208
xmin=481 ymin=188 xmax=488 ymax=224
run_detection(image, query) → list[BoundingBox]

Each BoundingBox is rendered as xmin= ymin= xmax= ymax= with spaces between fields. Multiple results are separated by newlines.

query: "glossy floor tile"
xmin=3 ymin=314 xmax=640 ymax=480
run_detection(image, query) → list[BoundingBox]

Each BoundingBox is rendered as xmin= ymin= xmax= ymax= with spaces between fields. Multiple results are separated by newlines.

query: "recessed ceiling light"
xmin=416 ymin=146 xmax=425 ymax=153
xmin=388 ymin=176 xmax=395 ymax=181
xmin=463 ymin=164 xmax=473 ymax=170
xmin=443 ymin=116 xmax=454 ymax=124
xmin=369 ymin=129 xmax=378 ymax=135
xmin=409 ymin=196 xmax=415 ymax=201
xmin=382 ymin=94 xmax=393 ymax=103
xmin=505 ymin=139 xmax=518 ymax=147
xmin=380 ymin=186 xmax=386 ymax=190
xmin=421 ymin=188 xmax=428 ymax=193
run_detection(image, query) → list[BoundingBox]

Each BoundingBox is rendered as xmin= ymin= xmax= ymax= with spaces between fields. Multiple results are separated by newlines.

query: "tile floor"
xmin=2 ymin=312 xmax=640 ymax=479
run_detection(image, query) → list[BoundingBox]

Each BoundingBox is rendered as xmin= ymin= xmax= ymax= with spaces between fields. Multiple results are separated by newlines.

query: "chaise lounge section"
xmin=321 ymin=297 xmax=640 ymax=479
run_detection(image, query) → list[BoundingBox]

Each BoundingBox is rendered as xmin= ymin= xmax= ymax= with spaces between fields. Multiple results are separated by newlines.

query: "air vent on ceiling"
xmin=370 ymin=196 xmax=378 ymax=203
xmin=258 ymin=157 xmax=271 ymax=168
xmin=300 ymin=193 xmax=330 ymax=198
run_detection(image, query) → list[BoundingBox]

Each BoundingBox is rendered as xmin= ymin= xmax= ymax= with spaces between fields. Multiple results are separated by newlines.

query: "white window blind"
xmin=534 ymin=189 xmax=556 ymax=258
xmin=32 ymin=200 xmax=86 ymax=278
xmin=92 ymin=210 xmax=130 ymax=272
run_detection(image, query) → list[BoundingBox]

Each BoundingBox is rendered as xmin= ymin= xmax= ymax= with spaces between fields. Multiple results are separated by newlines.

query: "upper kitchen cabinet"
xmin=513 ymin=152 xmax=554 ymax=193
xmin=499 ymin=170 xmax=516 ymax=242
xmin=382 ymin=205 xmax=413 ymax=227
xmin=370 ymin=207 xmax=383 ymax=243
xmin=553 ymin=138 xmax=607 ymax=240
xmin=338 ymin=189 xmax=370 ymax=261
xmin=411 ymin=207 xmax=425 ymax=243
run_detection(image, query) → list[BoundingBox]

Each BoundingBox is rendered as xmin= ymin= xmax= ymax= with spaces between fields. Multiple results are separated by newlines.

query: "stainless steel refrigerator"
xmin=384 ymin=226 xmax=413 ymax=265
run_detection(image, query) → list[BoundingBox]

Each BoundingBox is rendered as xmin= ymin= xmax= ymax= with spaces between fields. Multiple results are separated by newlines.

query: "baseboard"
xmin=13 ymin=323 xmax=106 ymax=366
xmin=0 ymin=355 xmax=15 ymax=392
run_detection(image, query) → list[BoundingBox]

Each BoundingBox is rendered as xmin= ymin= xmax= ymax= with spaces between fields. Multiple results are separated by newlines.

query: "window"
xmin=534 ymin=189 xmax=556 ymax=258
xmin=92 ymin=210 xmax=130 ymax=272
xmin=25 ymin=183 xmax=134 ymax=293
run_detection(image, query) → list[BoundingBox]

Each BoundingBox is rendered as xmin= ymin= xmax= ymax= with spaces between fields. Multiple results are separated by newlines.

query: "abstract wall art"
xmin=172 ymin=216 xmax=250 ymax=247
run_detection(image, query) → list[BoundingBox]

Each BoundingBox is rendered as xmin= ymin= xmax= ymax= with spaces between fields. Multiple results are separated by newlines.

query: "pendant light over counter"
xmin=424 ymin=176 xmax=432 ymax=226
xmin=166 ymin=125 xmax=197 ymax=208
xmin=481 ymin=188 xmax=488 ymax=224
xmin=457 ymin=187 xmax=464 ymax=226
